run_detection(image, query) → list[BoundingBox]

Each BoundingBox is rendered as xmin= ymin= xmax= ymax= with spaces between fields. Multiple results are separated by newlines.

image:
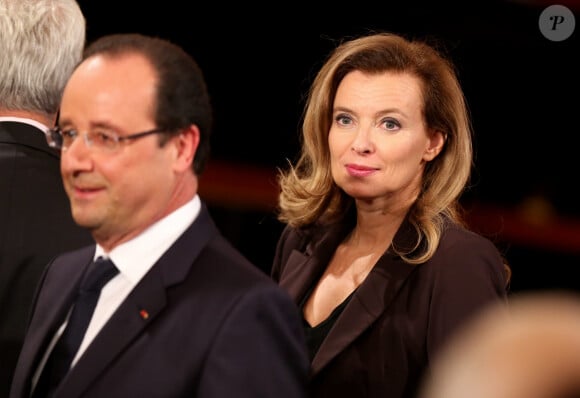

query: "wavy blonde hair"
xmin=277 ymin=32 xmax=473 ymax=264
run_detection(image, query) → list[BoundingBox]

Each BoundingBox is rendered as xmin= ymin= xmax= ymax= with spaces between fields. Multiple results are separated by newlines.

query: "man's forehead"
xmin=60 ymin=54 xmax=157 ymax=126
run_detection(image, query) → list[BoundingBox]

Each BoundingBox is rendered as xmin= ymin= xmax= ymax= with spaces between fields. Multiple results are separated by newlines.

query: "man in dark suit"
xmin=9 ymin=33 xmax=309 ymax=398
xmin=0 ymin=1 xmax=92 ymax=395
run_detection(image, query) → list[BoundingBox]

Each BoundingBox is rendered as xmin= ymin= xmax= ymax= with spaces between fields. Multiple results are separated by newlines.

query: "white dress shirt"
xmin=32 ymin=195 xmax=201 ymax=388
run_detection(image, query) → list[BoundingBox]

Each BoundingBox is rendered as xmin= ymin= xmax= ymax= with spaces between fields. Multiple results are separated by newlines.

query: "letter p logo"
xmin=539 ymin=5 xmax=576 ymax=41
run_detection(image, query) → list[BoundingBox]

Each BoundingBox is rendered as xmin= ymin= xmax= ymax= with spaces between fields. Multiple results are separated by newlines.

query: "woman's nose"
xmin=351 ymin=128 xmax=374 ymax=154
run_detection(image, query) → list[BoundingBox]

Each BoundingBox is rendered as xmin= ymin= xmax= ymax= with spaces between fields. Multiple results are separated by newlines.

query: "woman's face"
xmin=328 ymin=70 xmax=444 ymax=208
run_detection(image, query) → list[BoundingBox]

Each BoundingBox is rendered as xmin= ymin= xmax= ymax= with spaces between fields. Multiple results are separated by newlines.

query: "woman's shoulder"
xmin=440 ymin=221 xmax=500 ymax=253
xmin=433 ymin=221 xmax=506 ymax=274
xmin=425 ymin=221 xmax=509 ymax=291
xmin=275 ymin=221 xmax=351 ymax=262
xmin=278 ymin=224 xmax=310 ymax=247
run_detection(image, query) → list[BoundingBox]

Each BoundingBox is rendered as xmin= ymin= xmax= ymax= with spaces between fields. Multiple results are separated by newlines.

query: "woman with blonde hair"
xmin=272 ymin=32 xmax=510 ymax=398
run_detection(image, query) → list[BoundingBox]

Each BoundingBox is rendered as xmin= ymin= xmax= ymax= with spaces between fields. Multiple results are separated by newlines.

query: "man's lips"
xmin=70 ymin=185 xmax=105 ymax=198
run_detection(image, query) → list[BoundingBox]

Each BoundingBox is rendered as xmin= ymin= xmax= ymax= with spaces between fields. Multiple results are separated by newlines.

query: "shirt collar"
xmin=94 ymin=195 xmax=201 ymax=285
xmin=0 ymin=116 xmax=50 ymax=133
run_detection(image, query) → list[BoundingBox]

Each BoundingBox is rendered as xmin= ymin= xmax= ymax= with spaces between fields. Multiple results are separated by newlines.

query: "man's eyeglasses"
xmin=46 ymin=127 xmax=167 ymax=152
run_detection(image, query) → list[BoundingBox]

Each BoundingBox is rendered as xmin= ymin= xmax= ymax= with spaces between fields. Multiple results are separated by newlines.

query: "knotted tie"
xmin=32 ymin=257 xmax=119 ymax=397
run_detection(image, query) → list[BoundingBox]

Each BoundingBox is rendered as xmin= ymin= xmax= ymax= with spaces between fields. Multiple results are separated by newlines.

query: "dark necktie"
xmin=32 ymin=257 xmax=119 ymax=397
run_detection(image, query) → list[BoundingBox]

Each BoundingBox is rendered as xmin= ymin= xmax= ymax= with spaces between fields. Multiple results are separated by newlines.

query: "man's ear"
xmin=173 ymin=125 xmax=199 ymax=172
xmin=424 ymin=130 xmax=446 ymax=161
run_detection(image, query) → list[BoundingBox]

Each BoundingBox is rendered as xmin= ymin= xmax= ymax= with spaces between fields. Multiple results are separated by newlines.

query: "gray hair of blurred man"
xmin=0 ymin=0 xmax=85 ymax=116
xmin=420 ymin=291 xmax=580 ymax=398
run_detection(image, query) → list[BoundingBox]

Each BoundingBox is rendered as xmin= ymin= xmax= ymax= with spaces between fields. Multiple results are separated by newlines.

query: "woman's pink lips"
xmin=345 ymin=164 xmax=377 ymax=177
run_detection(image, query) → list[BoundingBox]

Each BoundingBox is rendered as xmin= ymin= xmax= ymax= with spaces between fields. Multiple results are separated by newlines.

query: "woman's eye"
xmin=335 ymin=114 xmax=352 ymax=126
xmin=383 ymin=119 xmax=400 ymax=130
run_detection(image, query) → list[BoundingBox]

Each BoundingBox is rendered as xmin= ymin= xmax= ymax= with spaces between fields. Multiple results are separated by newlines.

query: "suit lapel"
xmin=279 ymin=224 xmax=349 ymax=305
xmin=307 ymin=219 xmax=420 ymax=375
xmin=11 ymin=248 xmax=94 ymax=398
xmin=58 ymin=265 xmax=168 ymax=396
xmin=311 ymin=252 xmax=416 ymax=374
xmin=278 ymin=252 xmax=322 ymax=304
xmin=55 ymin=204 xmax=219 ymax=397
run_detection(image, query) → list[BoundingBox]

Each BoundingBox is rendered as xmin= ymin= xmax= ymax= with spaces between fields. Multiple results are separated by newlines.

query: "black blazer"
xmin=10 ymin=203 xmax=309 ymax=398
xmin=0 ymin=122 xmax=93 ymax=397
xmin=272 ymin=218 xmax=508 ymax=398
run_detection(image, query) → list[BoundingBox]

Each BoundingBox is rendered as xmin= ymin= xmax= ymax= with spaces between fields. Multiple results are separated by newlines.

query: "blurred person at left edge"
xmin=0 ymin=1 xmax=92 ymax=395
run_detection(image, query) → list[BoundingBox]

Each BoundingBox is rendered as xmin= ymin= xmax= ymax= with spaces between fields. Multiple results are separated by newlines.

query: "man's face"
xmin=59 ymin=53 xmax=181 ymax=249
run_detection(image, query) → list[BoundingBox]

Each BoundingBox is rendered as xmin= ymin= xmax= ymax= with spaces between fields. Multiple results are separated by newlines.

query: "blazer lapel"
xmin=55 ymin=204 xmax=219 ymax=397
xmin=311 ymin=253 xmax=416 ymax=374
xmin=279 ymin=224 xmax=350 ymax=305
xmin=10 ymin=248 xmax=94 ymax=398
xmin=58 ymin=265 xmax=168 ymax=396
xmin=278 ymin=252 xmax=323 ymax=304
xmin=311 ymin=219 xmax=420 ymax=375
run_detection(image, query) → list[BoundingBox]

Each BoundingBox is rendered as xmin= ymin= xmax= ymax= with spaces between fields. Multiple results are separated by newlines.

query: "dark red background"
xmin=77 ymin=0 xmax=580 ymax=293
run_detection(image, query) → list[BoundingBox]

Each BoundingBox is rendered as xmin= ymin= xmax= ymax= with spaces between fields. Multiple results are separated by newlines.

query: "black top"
xmin=301 ymin=290 xmax=355 ymax=361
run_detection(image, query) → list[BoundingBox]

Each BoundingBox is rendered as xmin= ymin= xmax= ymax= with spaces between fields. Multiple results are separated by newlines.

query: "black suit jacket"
xmin=10 ymin=203 xmax=309 ymax=398
xmin=0 ymin=122 xmax=93 ymax=397
xmin=271 ymin=218 xmax=508 ymax=398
